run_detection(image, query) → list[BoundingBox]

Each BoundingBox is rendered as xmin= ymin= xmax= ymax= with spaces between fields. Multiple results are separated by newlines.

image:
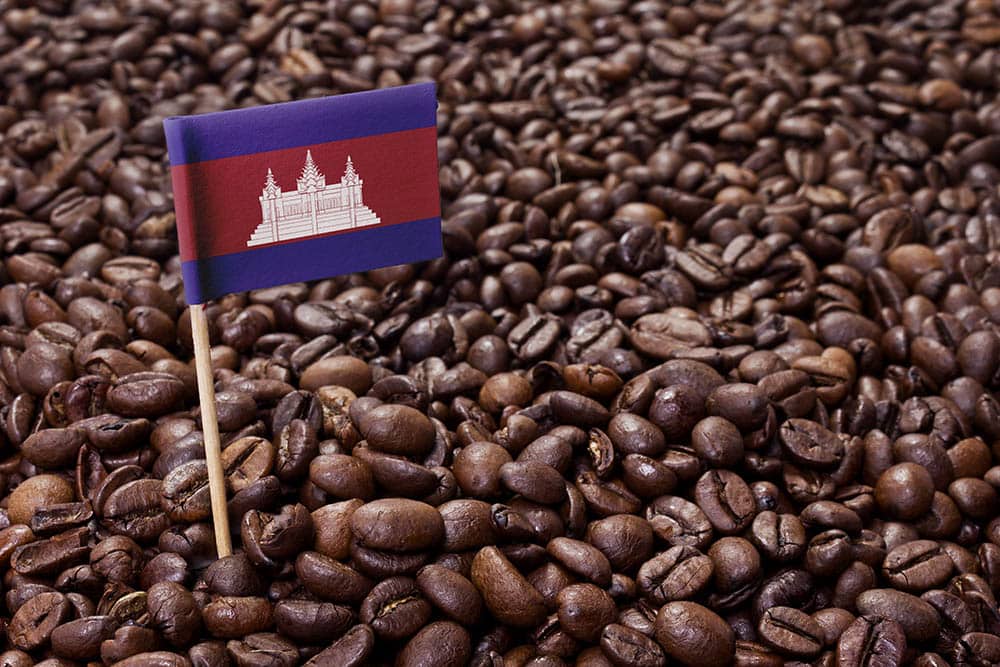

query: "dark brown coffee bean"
xmin=855 ymin=589 xmax=940 ymax=642
xmin=220 ymin=436 xmax=275 ymax=494
xmin=397 ymin=621 xmax=472 ymax=667
xmin=637 ymin=545 xmax=713 ymax=604
xmin=654 ymin=601 xmax=734 ymax=667
xmin=547 ymin=537 xmax=612 ymax=587
xmin=875 ymin=463 xmax=935 ymax=520
xmin=8 ymin=474 xmax=75 ymax=526
xmin=556 ymin=583 xmax=616 ymax=642
xmin=303 ymin=624 xmax=374 ymax=667
xmin=758 ymin=606 xmax=823 ymax=658
xmin=646 ymin=495 xmax=713 ymax=550
xmin=694 ymin=469 xmax=756 ymax=535
xmin=273 ymin=599 xmax=353 ymax=644
xmin=148 ymin=581 xmax=202 ymax=647
xmin=100 ymin=625 xmax=158 ymax=664
xmin=295 ymin=551 xmax=373 ymax=603
xmin=836 ymin=616 xmax=907 ymax=667
xmin=202 ymin=597 xmax=273 ymax=639
xmin=585 ymin=513 xmax=654 ymax=573
xmin=471 ymin=546 xmax=547 ymax=628
xmin=359 ymin=576 xmax=431 ymax=641
xmin=779 ymin=419 xmax=845 ymax=469
xmin=606 ymin=412 xmax=665 ymax=457
xmin=22 ymin=428 xmax=86 ymax=469
xmin=648 ymin=384 xmax=703 ymax=440
xmin=310 ymin=453 xmax=375 ymax=501
xmin=102 ymin=478 xmax=170 ymax=543
xmin=12 ymin=527 xmax=89 ymax=577
xmin=106 ymin=372 xmax=185 ymax=417
xmin=9 ymin=591 xmax=71 ymax=651
xmin=358 ymin=403 xmax=435 ymax=456
xmin=416 ymin=564 xmax=483 ymax=624
xmin=351 ymin=498 xmax=444 ymax=552
xmin=883 ymin=540 xmax=953 ymax=591
xmin=454 ymin=442 xmax=512 ymax=499
xmin=600 ymin=623 xmax=665 ymax=667
xmin=691 ymin=416 xmax=743 ymax=468
xmin=500 ymin=461 xmax=567 ymax=504
xmin=161 ymin=460 xmax=211 ymax=522
xmin=748 ymin=511 xmax=806 ymax=566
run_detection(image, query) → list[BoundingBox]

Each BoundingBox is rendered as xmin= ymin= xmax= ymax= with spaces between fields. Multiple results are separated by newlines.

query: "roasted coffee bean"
xmin=398 ymin=621 xmax=472 ymax=667
xmin=241 ymin=503 xmax=313 ymax=570
xmin=883 ymin=540 xmax=953 ymax=591
xmin=707 ymin=537 xmax=761 ymax=600
xmin=646 ymin=495 xmax=713 ymax=550
xmin=416 ymin=564 xmax=483 ymax=624
xmin=758 ymin=606 xmax=824 ymax=658
xmin=855 ymin=589 xmax=941 ymax=642
xmin=227 ymin=633 xmax=297 ymax=667
xmin=585 ymin=513 xmax=654 ymax=573
xmin=358 ymin=403 xmax=435 ymax=456
xmin=500 ymin=461 xmax=567 ymax=504
xmin=547 ymin=537 xmax=612 ymax=587
xmin=310 ymin=454 xmax=375 ymax=501
xmin=106 ymin=372 xmax=185 ymax=417
xmin=351 ymin=498 xmax=444 ymax=552
xmin=272 ymin=599 xmax=353 ymax=644
xmin=147 ymin=581 xmax=202 ymax=647
xmin=750 ymin=511 xmax=807 ymax=562
xmin=779 ymin=419 xmax=844 ymax=469
xmin=654 ymin=601 xmax=734 ymax=667
xmin=637 ymin=545 xmax=713 ymax=604
xmin=836 ymin=616 xmax=907 ymax=667
xmin=100 ymin=625 xmax=159 ymax=664
xmin=296 ymin=550 xmax=374 ymax=603
xmin=220 ymin=436 xmax=275 ymax=494
xmin=8 ymin=474 xmax=75 ymax=526
xmin=102 ymin=478 xmax=170 ymax=543
xmin=691 ymin=416 xmax=743 ymax=468
xmin=694 ymin=469 xmax=756 ymax=535
xmin=9 ymin=591 xmax=71 ymax=651
xmin=202 ymin=597 xmax=273 ymax=639
xmin=876 ymin=463 xmax=936 ymax=520
xmin=161 ymin=460 xmax=211 ymax=522
xmin=359 ymin=576 xmax=431 ymax=641
xmin=304 ymin=624 xmax=374 ymax=667
xmin=600 ymin=624 xmax=665 ymax=667
xmin=556 ymin=583 xmax=616 ymax=642
xmin=50 ymin=615 xmax=117 ymax=660
xmin=471 ymin=546 xmax=547 ymax=628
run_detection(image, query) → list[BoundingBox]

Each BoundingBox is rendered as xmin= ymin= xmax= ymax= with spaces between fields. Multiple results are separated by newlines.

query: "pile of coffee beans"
xmin=1 ymin=0 xmax=999 ymax=665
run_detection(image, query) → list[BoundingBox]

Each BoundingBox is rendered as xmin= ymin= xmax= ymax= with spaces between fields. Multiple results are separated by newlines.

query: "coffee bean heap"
xmin=1 ymin=0 xmax=1000 ymax=665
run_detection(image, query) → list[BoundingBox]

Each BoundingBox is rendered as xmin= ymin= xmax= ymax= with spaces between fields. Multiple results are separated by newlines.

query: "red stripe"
xmin=172 ymin=126 xmax=439 ymax=261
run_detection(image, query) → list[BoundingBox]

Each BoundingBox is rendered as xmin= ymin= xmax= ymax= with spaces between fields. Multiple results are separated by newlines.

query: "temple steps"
xmin=246 ymin=206 xmax=380 ymax=247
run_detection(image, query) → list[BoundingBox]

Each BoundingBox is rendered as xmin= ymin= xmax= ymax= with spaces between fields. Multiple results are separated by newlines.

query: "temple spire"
xmin=297 ymin=149 xmax=326 ymax=192
xmin=262 ymin=168 xmax=280 ymax=198
xmin=342 ymin=155 xmax=359 ymax=185
xmin=301 ymin=150 xmax=321 ymax=180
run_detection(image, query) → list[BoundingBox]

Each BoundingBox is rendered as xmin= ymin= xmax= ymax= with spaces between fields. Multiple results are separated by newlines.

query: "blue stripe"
xmin=181 ymin=218 xmax=442 ymax=304
xmin=164 ymin=83 xmax=436 ymax=166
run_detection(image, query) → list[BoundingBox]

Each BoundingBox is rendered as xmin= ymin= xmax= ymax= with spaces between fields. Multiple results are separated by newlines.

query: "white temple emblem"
xmin=247 ymin=151 xmax=381 ymax=247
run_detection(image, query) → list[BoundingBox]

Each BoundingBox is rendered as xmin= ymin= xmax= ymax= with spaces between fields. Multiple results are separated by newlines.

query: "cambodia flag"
xmin=164 ymin=83 xmax=441 ymax=304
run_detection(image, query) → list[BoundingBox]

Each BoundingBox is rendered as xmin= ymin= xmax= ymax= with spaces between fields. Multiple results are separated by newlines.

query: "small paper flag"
xmin=164 ymin=82 xmax=441 ymax=304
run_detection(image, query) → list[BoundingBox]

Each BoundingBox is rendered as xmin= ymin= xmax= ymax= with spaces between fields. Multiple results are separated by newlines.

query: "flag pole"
xmin=189 ymin=303 xmax=233 ymax=558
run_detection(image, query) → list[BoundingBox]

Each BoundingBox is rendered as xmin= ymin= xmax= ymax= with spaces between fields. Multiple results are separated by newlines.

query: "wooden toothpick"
xmin=189 ymin=303 xmax=233 ymax=558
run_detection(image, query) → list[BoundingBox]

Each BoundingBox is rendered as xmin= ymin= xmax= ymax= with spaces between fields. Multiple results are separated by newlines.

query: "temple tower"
xmin=341 ymin=155 xmax=362 ymax=227
xmin=260 ymin=168 xmax=281 ymax=241
xmin=297 ymin=150 xmax=325 ymax=235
